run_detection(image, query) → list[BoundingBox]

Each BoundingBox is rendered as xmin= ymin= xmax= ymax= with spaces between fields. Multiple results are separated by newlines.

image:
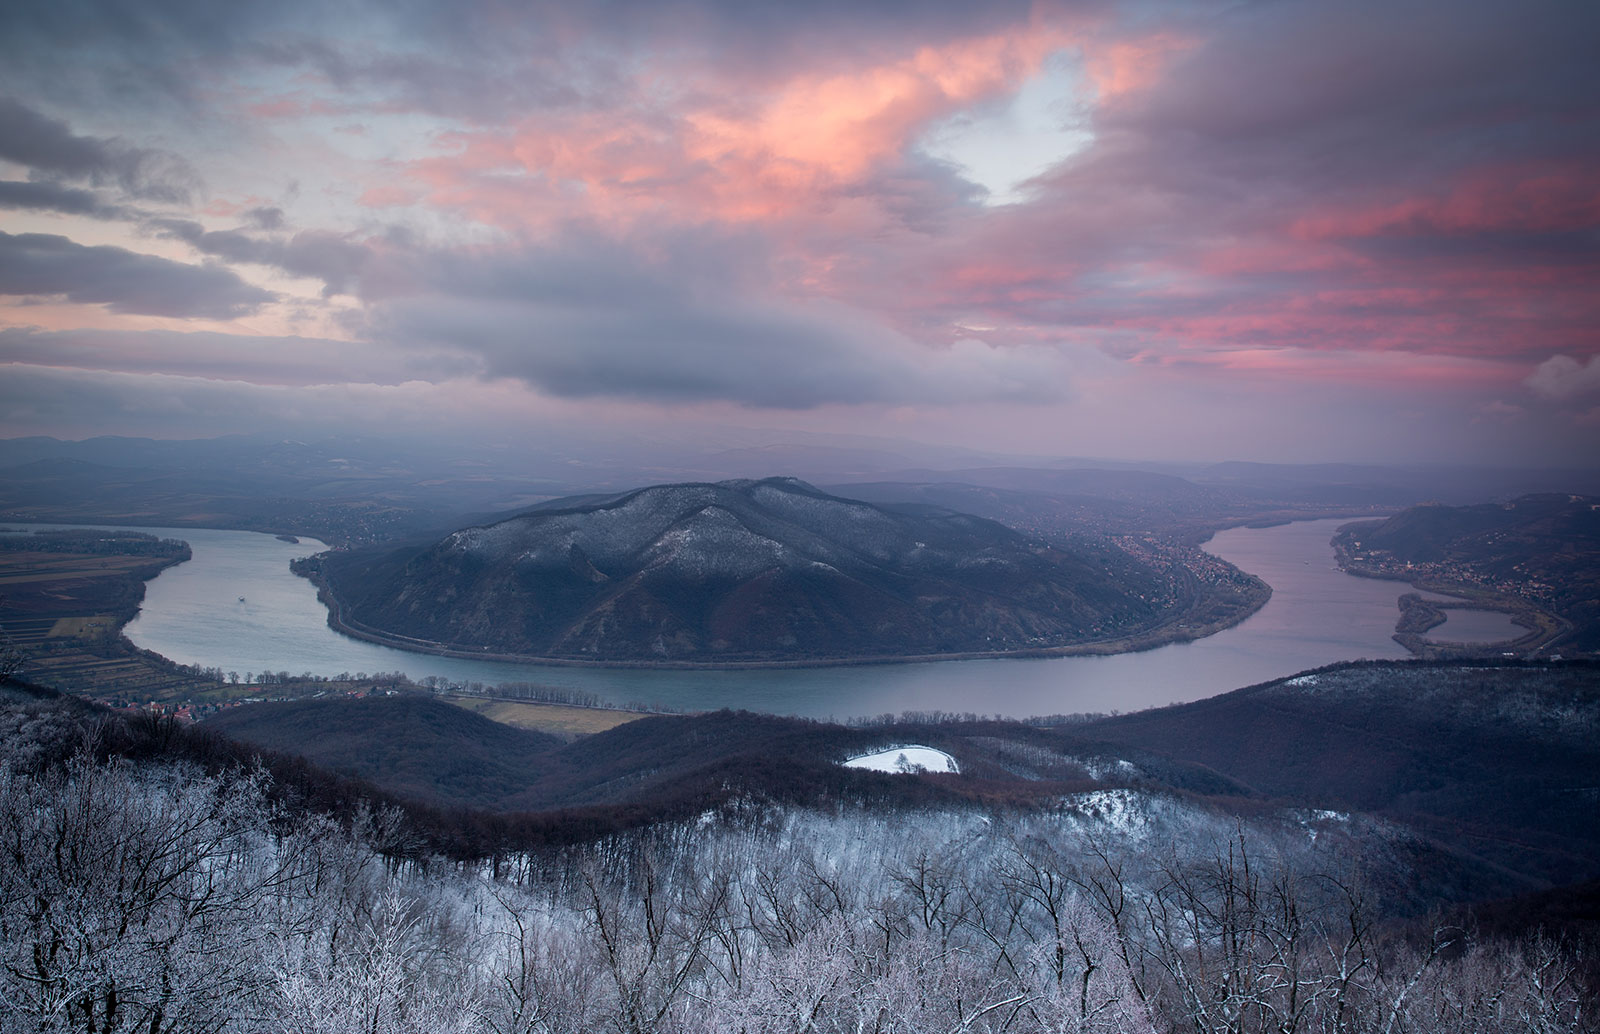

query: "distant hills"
xmin=307 ymin=477 xmax=1174 ymax=663
xmin=7 ymin=432 xmax=1599 ymax=553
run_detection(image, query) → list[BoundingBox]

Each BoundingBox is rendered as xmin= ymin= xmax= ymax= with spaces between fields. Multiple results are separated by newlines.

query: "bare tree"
xmin=0 ymin=758 xmax=284 ymax=1032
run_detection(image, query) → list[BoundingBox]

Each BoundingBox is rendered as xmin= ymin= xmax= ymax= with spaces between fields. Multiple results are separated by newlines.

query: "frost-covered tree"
xmin=1 ymin=751 xmax=1593 ymax=1034
xmin=0 ymin=759 xmax=282 ymax=1032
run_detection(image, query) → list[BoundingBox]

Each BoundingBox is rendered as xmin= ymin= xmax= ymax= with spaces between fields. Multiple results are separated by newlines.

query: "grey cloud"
xmin=0 ymin=179 xmax=135 ymax=219
xmin=372 ymin=238 xmax=1066 ymax=408
xmin=1526 ymin=355 xmax=1600 ymax=401
xmin=274 ymin=232 xmax=372 ymax=296
xmin=0 ymin=362 xmax=522 ymax=443
xmin=1104 ymin=0 xmax=1600 ymax=185
xmin=0 ymin=97 xmax=197 ymax=202
xmin=147 ymin=219 xmax=372 ymax=295
xmin=0 ymin=98 xmax=110 ymax=174
xmin=245 ymin=206 xmax=285 ymax=230
xmin=0 ymin=2 xmax=288 ymax=113
xmin=0 ymin=326 xmax=466 ymax=386
xmin=146 ymin=219 xmax=262 ymax=263
xmin=0 ymin=0 xmax=1037 ymax=123
xmin=0 ymin=231 xmax=274 ymax=318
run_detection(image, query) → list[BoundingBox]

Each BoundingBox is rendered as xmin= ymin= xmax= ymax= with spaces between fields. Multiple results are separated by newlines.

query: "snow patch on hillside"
xmin=1059 ymin=788 xmax=1158 ymax=838
xmin=843 ymin=745 xmax=960 ymax=774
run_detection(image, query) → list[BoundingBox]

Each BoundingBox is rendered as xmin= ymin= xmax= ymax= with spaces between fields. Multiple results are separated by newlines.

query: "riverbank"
xmin=0 ymin=530 xmax=225 ymax=702
xmin=59 ymin=517 xmax=1420 ymax=720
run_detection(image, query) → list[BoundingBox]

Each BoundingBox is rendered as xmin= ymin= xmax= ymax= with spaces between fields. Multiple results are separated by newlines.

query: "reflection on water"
xmin=24 ymin=517 xmax=1417 ymax=718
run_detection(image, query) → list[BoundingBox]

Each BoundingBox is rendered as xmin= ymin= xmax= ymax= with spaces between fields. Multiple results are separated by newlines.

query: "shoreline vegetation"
xmin=292 ymin=556 xmax=1273 ymax=671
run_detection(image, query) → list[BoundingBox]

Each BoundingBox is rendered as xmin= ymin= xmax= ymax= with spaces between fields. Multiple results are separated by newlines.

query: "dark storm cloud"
xmin=899 ymin=0 xmax=1600 ymax=364
xmin=0 ymin=0 xmax=1038 ymax=121
xmin=244 ymin=206 xmax=285 ymax=231
xmin=0 ymin=98 xmax=113 ymax=175
xmin=0 ymin=2 xmax=289 ymax=113
xmin=2 ymin=0 xmax=1594 ymax=460
xmin=0 ymin=97 xmax=196 ymax=202
xmin=0 ymin=364 xmax=390 ymax=439
xmin=1101 ymin=0 xmax=1600 ymax=187
xmin=0 ymin=231 xmax=274 ymax=318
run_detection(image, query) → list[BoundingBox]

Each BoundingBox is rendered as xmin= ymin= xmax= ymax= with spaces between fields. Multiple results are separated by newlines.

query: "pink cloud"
xmin=1291 ymin=162 xmax=1600 ymax=240
xmin=246 ymin=96 xmax=341 ymax=120
xmin=1083 ymin=32 xmax=1194 ymax=102
xmin=392 ymin=23 xmax=1097 ymax=235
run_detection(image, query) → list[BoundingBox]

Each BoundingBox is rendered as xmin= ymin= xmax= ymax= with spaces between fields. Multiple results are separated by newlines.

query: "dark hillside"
xmin=1073 ymin=661 xmax=1600 ymax=886
xmin=309 ymin=477 xmax=1174 ymax=663
xmin=204 ymin=700 xmax=1053 ymax=815
xmin=13 ymin=661 xmax=1600 ymax=911
xmin=189 ymin=661 xmax=1600 ymax=899
xmin=206 ymin=695 xmax=564 ymax=808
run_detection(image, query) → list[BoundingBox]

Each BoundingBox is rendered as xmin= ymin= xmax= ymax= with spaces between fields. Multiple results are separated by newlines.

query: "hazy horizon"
xmin=2 ymin=0 xmax=1597 ymax=467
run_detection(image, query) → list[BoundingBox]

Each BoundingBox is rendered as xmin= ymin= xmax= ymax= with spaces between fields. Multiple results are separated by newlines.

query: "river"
xmin=19 ymin=518 xmax=1444 ymax=717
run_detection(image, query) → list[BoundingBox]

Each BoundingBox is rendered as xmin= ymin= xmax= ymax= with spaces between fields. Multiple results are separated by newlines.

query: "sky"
xmin=0 ymin=0 xmax=1596 ymax=466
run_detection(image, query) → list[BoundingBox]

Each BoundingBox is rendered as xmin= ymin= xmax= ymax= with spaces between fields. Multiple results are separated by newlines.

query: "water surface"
xmin=23 ymin=518 xmax=1422 ymax=718
xmin=1427 ymin=608 xmax=1524 ymax=644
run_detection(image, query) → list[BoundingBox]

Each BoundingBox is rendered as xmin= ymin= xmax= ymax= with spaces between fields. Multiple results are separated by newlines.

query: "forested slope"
xmin=309 ymin=477 xmax=1177 ymax=662
xmin=2 ymin=672 xmax=1596 ymax=1033
xmin=195 ymin=661 xmax=1600 ymax=897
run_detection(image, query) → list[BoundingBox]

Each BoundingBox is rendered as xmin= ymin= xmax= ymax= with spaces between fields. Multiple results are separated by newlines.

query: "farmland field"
xmin=447 ymin=695 xmax=654 ymax=737
xmin=0 ymin=531 xmax=218 ymax=703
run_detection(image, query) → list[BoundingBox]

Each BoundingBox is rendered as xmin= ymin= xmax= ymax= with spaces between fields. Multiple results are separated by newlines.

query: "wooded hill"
xmin=307 ymin=477 xmax=1182 ymax=663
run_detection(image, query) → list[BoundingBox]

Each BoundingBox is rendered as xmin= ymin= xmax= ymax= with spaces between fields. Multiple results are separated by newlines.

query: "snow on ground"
xmin=1295 ymin=807 xmax=1352 ymax=843
xmin=843 ymin=745 xmax=960 ymax=774
xmin=1060 ymin=788 xmax=1155 ymax=838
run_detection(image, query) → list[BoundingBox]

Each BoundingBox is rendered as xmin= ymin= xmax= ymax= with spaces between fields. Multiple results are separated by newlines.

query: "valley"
xmin=7 ymin=517 xmax=1438 ymax=719
xmin=3 ymin=450 xmax=1597 ymax=1034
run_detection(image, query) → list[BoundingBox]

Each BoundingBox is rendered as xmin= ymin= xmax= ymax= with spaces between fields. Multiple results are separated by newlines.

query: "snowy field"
xmin=841 ymin=745 xmax=959 ymax=774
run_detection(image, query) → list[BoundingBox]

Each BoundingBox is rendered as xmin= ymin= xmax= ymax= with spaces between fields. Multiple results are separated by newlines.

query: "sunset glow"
xmin=0 ymin=0 xmax=1595 ymax=463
